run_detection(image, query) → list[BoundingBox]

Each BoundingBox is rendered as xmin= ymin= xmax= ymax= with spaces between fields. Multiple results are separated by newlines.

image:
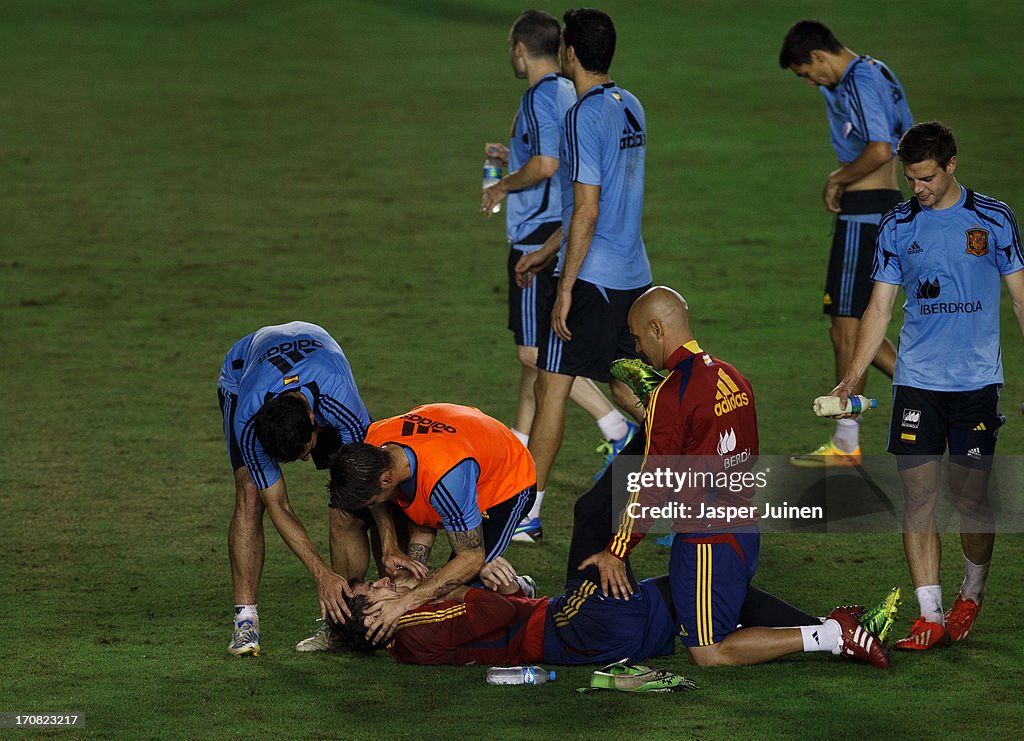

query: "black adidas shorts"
xmin=508 ymin=246 xmax=557 ymax=348
xmin=537 ymin=279 xmax=650 ymax=383
xmin=824 ymin=189 xmax=903 ymax=318
xmin=888 ymin=384 xmax=1003 ymax=468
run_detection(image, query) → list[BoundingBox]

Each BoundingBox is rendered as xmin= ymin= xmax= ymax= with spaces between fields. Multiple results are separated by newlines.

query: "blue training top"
xmin=558 ymin=81 xmax=652 ymax=290
xmin=820 ymin=55 xmax=912 ymax=163
xmin=506 ymin=73 xmax=576 ymax=248
xmin=873 ymin=188 xmax=1023 ymax=391
xmin=219 ymin=321 xmax=371 ymax=490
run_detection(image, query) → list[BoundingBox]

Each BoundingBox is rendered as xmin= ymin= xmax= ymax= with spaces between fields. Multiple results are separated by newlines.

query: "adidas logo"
xmin=713 ymin=369 xmax=750 ymax=417
xmin=619 ymin=106 xmax=645 ymax=150
xmin=716 ymin=428 xmax=737 ymax=455
xmin=908 ymin=242 xmax=923 ymax=254
xmin=399 ymin=413 xmax=457 ymax=436
xmin=967 ymin=447 xmax=982 ymax=460
xmin=973 ymin=422 xmax=986 ymax=431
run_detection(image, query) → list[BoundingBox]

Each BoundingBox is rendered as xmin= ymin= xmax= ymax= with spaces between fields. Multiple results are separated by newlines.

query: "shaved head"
xmin=630 ymin=286 xmax=689 ymax=331
xmin=627 ymin=286 xmax=694 ymax=370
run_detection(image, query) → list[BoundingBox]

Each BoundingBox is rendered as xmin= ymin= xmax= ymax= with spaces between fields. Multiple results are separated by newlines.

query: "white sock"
xmin=960 ymin=556 xmax=990 ymax=603
xmin=234 ymin=604 xmax=258 ymax=627
xmin=511 ymin=427 xmax=529 ymax=447
xmin=597 ymin=410 xmax=629 ymax=442
xmin=832 ymin=417 xmax=860 ymax=453
xmin=801 ymin=620 xmax=841 ymax=653
xmin=915 ymin=585 xmax=944 ymax=624
xmin=527 ymin=489 xmax=544 ymax=520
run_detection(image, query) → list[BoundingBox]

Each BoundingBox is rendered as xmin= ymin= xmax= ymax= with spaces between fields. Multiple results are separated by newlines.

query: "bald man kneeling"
xmin=580 ymin=286 xmax=890 ymax=668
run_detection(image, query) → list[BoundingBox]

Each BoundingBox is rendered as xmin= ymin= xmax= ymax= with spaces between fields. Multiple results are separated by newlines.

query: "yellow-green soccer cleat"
xmin=789 ymin=441 xmax=862 ymax=468
xmin=610 ymin=358 xmax=666 ymax=408
xmin=858 ymin=587 xmax=901 ymax=643
xmin=579 ymin=660 xmax=697 ymax=694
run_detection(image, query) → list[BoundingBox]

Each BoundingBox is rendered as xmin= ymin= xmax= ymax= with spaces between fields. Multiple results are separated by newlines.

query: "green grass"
xmin=2 ymin=0 xmax=1023 ymax=738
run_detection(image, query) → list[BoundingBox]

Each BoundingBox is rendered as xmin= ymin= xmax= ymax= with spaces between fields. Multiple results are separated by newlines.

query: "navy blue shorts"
xmin=670 ymin=530 xmax=760 ymax=647
xmin=218 ymin=386 xmax=245 ymax=473
xmin=508 ymin=246 xmax=557 ymax=348
xmin=536 ymin=279 xmax=649 ymax=383
xmin=888 ymin=384 xmax=1003 ymax=469
xmin=543 ymin=578 xmax=676 ymax=665
xmin=824 ymin=190 xmax=902 ymax=318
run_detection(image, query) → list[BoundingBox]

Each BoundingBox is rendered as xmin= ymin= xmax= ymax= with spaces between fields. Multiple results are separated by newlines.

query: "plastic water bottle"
xmin=812 ymin=395 xmax=878 ymax=417
xmin=486 ymin=666 xmax=556 ymax=685
xmin=482 ymin=158 xmax=503 ymax=214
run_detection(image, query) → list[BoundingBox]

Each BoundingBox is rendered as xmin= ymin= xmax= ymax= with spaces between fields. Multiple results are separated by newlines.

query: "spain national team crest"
xmin=965 ymin=228 xmax=989 ymax=257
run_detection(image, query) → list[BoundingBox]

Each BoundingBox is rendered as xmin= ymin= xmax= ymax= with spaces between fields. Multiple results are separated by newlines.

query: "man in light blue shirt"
xmin=514 ymin=8 xmax=648 ymax=533
xmin=218 ymin=322 xmax=417 ymax=656
xmin=824 ymin=122 xmax=1024 ymax=650
xmin=781 ymin=20 xmax=913 ymax=466
xmin=480 ymin=11 xmax=634 ymax=542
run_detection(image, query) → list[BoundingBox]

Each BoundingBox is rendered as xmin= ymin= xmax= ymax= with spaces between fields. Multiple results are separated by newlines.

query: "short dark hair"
xmin=511 ymin=9 xmax=560 ymax=58
xmin=327 ymin=588 xmax=382 ymax=653
xmin=779 ymin=19 xmax=843 ymax=68
xmin=562 ymin=8 xmax=615 ymax=74
xmin=253 ymin=394 xmax=313 ymax=462
xmin=897 ymin=121 xmax=958 ymax=168
xmin=327 ymin=442 xmax=392 ymax=512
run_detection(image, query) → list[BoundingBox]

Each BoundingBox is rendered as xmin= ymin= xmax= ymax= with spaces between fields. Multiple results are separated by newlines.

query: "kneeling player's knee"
xmin=330 ymin=507 xmax=367 ymax=534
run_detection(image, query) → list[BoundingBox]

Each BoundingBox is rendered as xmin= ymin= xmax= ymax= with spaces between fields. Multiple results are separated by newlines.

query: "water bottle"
xmin=482 ymin=158 xmax=503 ymax=214
xmin=486 ymin=666 xmax=556 ymax=685
xmin=812 ymin=395 xmax=878 ymax=417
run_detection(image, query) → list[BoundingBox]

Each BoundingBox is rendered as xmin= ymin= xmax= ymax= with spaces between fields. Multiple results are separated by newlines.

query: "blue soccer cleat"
xmin=511 ymin=516 xmax=543 ymax=544
xmin=593 ymin=421 xmax=639 ymax=481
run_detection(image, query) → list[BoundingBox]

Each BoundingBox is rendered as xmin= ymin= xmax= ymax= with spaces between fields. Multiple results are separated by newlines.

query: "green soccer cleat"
xmin=858 ymin=587 xmax=901 ymax=643
xmin=610 ymin=358 xmax=666 ymax=408
xmin=581 ymin=659 xmax=697 ymax=693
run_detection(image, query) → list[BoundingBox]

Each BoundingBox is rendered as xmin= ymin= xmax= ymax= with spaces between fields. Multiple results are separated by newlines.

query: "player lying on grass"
xmin=582 ymin=287 xmax=893 ymax=667
xmin=328 ymin=403 xmax=536 ymax=647
xmin=326 ymin=442 xmax=895 ymax=669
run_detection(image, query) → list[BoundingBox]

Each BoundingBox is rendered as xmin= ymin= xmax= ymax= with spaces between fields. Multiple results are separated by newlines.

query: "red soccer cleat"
xmin=945 ymin=595 xmax=981 ymax=642
xmin=827 ymin=608 xmax=890 ymax=669
xmin=831 ymin=604 xmax=865 ymax=620
xmin=894 ymin=617 xmax=950 ymax=650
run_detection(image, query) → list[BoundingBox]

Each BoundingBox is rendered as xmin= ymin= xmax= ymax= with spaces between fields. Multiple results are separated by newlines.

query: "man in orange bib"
xmin=328 ymin=403 xmax=537 ymax=645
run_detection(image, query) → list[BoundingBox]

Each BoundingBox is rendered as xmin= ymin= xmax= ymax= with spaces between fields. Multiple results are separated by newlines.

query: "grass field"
xmin=2 ymin=1 xmax=1023 ymax=738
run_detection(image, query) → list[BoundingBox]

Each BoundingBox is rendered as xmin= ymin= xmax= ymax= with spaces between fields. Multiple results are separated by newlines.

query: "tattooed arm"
xmin=364 ymin=525 xmax=486 ymax=645
xmin=405 ymin=520 xmax=437 ymax=568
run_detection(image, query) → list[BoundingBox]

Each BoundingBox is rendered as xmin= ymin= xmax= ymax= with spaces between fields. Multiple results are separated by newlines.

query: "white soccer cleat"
xmin=228 ymin=620 xmax=261 ymax=657
xmin=295 ymin=620 xmax=334 ymax=652
xmin=516 ymin=575 xmax=538 ymax=598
